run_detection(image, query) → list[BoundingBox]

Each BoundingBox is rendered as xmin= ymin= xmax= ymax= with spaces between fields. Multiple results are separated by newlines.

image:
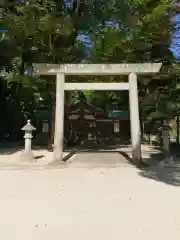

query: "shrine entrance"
xmin=67 ymin=100 xmax=130 ymax=145
xmin=34 ymin=63 xmax=162 ymax=167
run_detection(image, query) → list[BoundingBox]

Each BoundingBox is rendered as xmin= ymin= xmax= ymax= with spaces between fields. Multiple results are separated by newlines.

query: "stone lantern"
xmin=21 ymin=120 xmax=36 ymax=162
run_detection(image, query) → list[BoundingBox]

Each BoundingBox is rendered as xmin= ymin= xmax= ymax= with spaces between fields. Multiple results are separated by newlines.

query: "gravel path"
xmin=0 ymin=159 xmax=180 ymax=239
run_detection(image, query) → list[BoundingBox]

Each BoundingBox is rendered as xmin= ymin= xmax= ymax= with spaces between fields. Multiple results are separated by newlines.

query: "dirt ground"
xmin=0 ymin=147 xmax=180 ymax=239
xmin=0 ymin=143 xmax=163 ymax=168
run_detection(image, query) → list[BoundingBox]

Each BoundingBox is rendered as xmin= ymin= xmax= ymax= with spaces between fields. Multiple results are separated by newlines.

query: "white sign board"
xmin=114 ymin=120 xmax=120 ymax=133
xmin=42 ymin=122 xmax=49 ymax=133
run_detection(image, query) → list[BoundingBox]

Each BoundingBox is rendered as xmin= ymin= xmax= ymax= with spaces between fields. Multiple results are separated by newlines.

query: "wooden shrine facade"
xmin=65 ymin=102 xmax=130 ymax=142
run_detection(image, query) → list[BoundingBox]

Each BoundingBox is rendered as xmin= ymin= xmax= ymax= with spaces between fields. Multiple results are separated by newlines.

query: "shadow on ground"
xmin=137 ymin=143 xmax=180 ymax=186
xmin=119 ymin=150 xmax=164 ymax=166
xmin=0 ymin=141 xmax=48 ymax=159
xmin=139 ymin=166 xmax=180 ymax=186
xmin=0 ymin=141 xmax=23 ymax=155
xmin=119 ymin=143 xmax=180 ymax=186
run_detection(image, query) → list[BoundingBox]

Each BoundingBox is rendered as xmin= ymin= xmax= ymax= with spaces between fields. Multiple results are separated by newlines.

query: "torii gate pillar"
xmin=53 ymin=73 xmax=65 ymax=161
xmin=129 ymin=72 xmax=141 ymax=166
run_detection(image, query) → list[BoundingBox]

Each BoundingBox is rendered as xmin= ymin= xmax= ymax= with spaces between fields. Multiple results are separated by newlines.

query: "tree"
xmin=0 ymin=0 xmax=88 ymax=140
xmin=89 ymin=0 xmax=179 ymax=126
xmin=0 ymin=0 xmax=179 ymax=141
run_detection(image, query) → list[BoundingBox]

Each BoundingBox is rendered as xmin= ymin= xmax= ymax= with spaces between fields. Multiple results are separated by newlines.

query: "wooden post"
xmin=162 ymin=120 xmax=170 ymax=161
xmin=176 ymin=116 xmax=179 ymax=145
xmin=162 ymin=129 xmax=170 ymax=158
xmin=129 ymin=72 xmax=142 ymax=166
xmin=53 ymin=73 xmax=65 ymax=161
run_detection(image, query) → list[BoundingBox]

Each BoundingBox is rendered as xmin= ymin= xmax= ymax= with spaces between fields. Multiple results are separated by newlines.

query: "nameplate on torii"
xmin=33 ymin=63 xmax=162 ymax=75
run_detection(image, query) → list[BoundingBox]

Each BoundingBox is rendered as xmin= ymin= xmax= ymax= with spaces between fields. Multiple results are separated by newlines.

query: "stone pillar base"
xmin=20 ymin=151 xmax=35 ymax=163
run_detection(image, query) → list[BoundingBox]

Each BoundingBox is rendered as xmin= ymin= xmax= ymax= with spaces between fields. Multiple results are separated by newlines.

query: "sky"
xmin=171 ymin=14 xmax=180 ymax=59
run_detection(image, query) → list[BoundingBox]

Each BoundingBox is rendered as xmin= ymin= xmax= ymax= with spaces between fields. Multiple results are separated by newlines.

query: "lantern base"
xmin=20 ymin=151 xmax=35 ymax=163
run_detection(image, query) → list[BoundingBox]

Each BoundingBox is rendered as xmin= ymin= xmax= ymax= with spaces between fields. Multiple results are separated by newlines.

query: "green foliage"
xmin=89 ymin=0 xmax=179 ymax=124
xmin=0 ymin=0 xmax=179 ymax=139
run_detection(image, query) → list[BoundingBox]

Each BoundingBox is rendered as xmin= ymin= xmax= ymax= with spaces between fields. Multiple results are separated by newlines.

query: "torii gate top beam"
xmin=33 ymin=63 xmax=162 ymax=76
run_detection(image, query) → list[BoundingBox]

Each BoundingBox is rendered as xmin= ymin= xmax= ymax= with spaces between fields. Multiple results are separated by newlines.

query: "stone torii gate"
xmin=33 ymin=63 xmax=162 ymax=167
